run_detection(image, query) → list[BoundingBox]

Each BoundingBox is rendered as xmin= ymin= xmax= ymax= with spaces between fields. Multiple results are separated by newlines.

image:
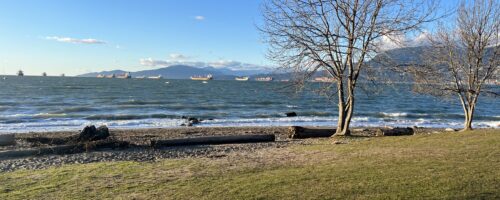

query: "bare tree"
xmin=410 ymin=0 xmax=499 ymax=131
xmin=260 ymin=0 xmax=437 ymax=135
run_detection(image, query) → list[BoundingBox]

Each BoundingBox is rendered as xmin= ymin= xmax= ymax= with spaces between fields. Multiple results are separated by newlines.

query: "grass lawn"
xmin=1 ymin=129 xmax=499 ymax=199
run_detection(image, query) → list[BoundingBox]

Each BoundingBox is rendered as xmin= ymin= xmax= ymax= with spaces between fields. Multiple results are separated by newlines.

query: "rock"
xmin=78 ymin=125 xmax=110 ymax=141
xmin=445 ymin=128 xmax=456 ymax=132
xmin=285 ymin=112 xmax=297 ymax=117
xmin=188 ymin=117 xmax=200 ymax=124
xmin=332 ymin=140 xmax=345 ymax=145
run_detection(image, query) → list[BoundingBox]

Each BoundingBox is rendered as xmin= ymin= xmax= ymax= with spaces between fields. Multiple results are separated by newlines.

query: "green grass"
xmin=1 ymin=129 xmax=499 ymax=199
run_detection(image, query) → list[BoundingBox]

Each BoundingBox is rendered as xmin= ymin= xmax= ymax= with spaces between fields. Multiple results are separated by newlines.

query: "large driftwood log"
xmin=376 ymin=127 xmax=414 ymax=136
xmin=0 ymin=134 xmax=15 ymax=146
xmin=287 ymin=126 xmax=335 ymax=139
xmin=151 ymin=134 xmax=275 ymax=147
xmin=0 ymin=140 xmax=130 ymax=160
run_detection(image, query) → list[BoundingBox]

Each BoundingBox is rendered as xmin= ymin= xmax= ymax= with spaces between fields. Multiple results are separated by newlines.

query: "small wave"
xmin=117 ymin=100 xmax=167 ymax=106
xmin=379 ymin=112 xmax=408 ymax=117
xmin=84 ymin=114 xmax=176 ymax=120
xmin=475 ymin=121 xmax=500 ymax=128
xmin=34 ymin=113 xmax=69 ymax=118
xmin=51 ymin=106 xmax=98 ymax=114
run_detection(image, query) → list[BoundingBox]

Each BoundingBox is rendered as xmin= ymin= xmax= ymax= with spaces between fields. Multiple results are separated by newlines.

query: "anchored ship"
xmin=148 ymin=75 xmax=162 ymax=79
xmin=42 ymin=72 xmax=47 ymax=77
xmin=255 ymin=76 xmax=273 ymax=81
xmin=17 ymin=70 xmax=24 ymax=76
xmin=116 ymin=72 xmax=132 ymax=79
xmin=235 ymin=76 xmax=249 ymax=81
xmin=190 ymin=74 xmax=213 ymax=81
xmin=313 ymin=77 xmax=336 ymax=83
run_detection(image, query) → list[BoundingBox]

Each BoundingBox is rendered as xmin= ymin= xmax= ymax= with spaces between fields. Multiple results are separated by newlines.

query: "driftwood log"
xmin=287 ymin=126 xmax=335 ymax=139
xmin=376 ymin=127 xmax=414 ymax=136
xmin=0 ymin=140 xmax=130 ymax=160
xmin=151 ymin=134 xmax=275 ymax=147
xmin=0 ymin=134 xmax=15 ymax=146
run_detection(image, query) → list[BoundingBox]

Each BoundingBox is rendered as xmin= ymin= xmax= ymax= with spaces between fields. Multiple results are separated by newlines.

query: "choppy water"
xmin=0 ymin=76 xmax=498 ymax=133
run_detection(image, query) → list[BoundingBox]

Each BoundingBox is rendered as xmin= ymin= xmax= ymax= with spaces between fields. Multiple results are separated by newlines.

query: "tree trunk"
xmin=462 ymin=105 xmax=475 ymax=131
xmin=335 ymin=82 xmax=353 ymax=136
xmin=335 ymin=81 xmax=348 ymax=136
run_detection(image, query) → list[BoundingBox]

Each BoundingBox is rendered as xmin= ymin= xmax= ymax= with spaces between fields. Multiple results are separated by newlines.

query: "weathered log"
xmin=0 ymin=140 xmax=130 ymax=160
xmin=0 ymin=134 xmax=15 ymax=146
xmin=287 ymin=126 xmax=335 ymax=139
xmin=151 ymin=134 xmax=275 ymax=147
xmin=376 ymin=127 xmax=414 ymax=136
xmin=24 ymin=136 xmax=70 ymax=145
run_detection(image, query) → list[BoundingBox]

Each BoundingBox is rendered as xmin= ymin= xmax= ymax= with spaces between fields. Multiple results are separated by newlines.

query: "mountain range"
xmin=78 ymin=65 xmax=277 ymax=80
xmin=78 ymin=46 xmax=430 ymax=80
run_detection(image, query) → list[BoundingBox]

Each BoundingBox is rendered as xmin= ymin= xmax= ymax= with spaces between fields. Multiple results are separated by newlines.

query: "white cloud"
xmin=377 ymin=31 xmax=431 ymax=51
xmin=194 ymin=16 xmax=205 ymax=21
xmin=140 ymin=58 xmax=171 ymax=67
xmin=45 ymin=36 xmax=106 ymax=44
xmin=169 ymin=53 xmax=189 ymax=60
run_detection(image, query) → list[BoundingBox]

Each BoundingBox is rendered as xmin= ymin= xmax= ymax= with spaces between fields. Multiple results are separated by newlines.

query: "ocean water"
xmin=0 ymin=76 xmax=498 ymax=133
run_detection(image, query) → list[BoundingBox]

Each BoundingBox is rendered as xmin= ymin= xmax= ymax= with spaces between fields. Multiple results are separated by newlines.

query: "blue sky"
xmin=0 ymin=0 xmax=267 ymax=75
xmin=0 ymin=0 xmax=458 ymax=76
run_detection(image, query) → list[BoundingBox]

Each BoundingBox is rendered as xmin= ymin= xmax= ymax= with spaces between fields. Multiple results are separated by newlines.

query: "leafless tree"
xmin=260 ymin=0 xmax=437 ymax=135
xmin=409 ymin=0 xmax=499 ymax=131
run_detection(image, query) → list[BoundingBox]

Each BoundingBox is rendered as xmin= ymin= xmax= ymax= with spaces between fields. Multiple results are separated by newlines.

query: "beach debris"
xmin=332 ymin=140 xmax=346 ymax=145
xmin=0 ymin=140 xmax=130 ymax=161
xmin=151 ymin=134 xmax=276 ymax=147
xmin=0 ymin=134 xmax=15 ymax=146
xmin=25 ymin=136 xmax=68 ymax=145
xmin=376 ymin=127 xmax=414 ymax=136
xmin=445 ymin=128 xmax=456 ymax=132
xmin=287 ymin=126 xmax=334 ymax=139
xmin=285 ymin=112 xmax=297 ymax=117
xmin=78 ymin=125 xmax=110 ymax=141
xmin=352 ymin=128 xmax=369 ymax=132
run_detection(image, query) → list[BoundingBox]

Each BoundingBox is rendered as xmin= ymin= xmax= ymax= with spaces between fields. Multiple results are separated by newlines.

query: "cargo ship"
xmin=190 ymin=74 xmax=213 ymax=81
xmin=313 ymin=77 xmax=336 ymax=83
xmin=116 ymin=72 xmax=131 ymax=79
xmin=255 ymin=76 xmax=273 ymax=81
xmin=147 ymin=75 xmax=162 ymax=79
xmin=235 ymin=76 xmax=249 ymax=81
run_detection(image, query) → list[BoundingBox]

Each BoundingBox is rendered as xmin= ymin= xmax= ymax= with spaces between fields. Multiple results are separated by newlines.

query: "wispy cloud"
xmin=45 ymin=36 xmax=106 ymax=44
xmin=169 ymin=53 xmax=189 ymax=60
xmin=194 ymin=16 xmax=205 ymax=21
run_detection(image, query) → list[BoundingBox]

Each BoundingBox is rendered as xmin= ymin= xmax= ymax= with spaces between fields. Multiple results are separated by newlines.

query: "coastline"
xmin=0 ymin=126 xmax=467 ymax=172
